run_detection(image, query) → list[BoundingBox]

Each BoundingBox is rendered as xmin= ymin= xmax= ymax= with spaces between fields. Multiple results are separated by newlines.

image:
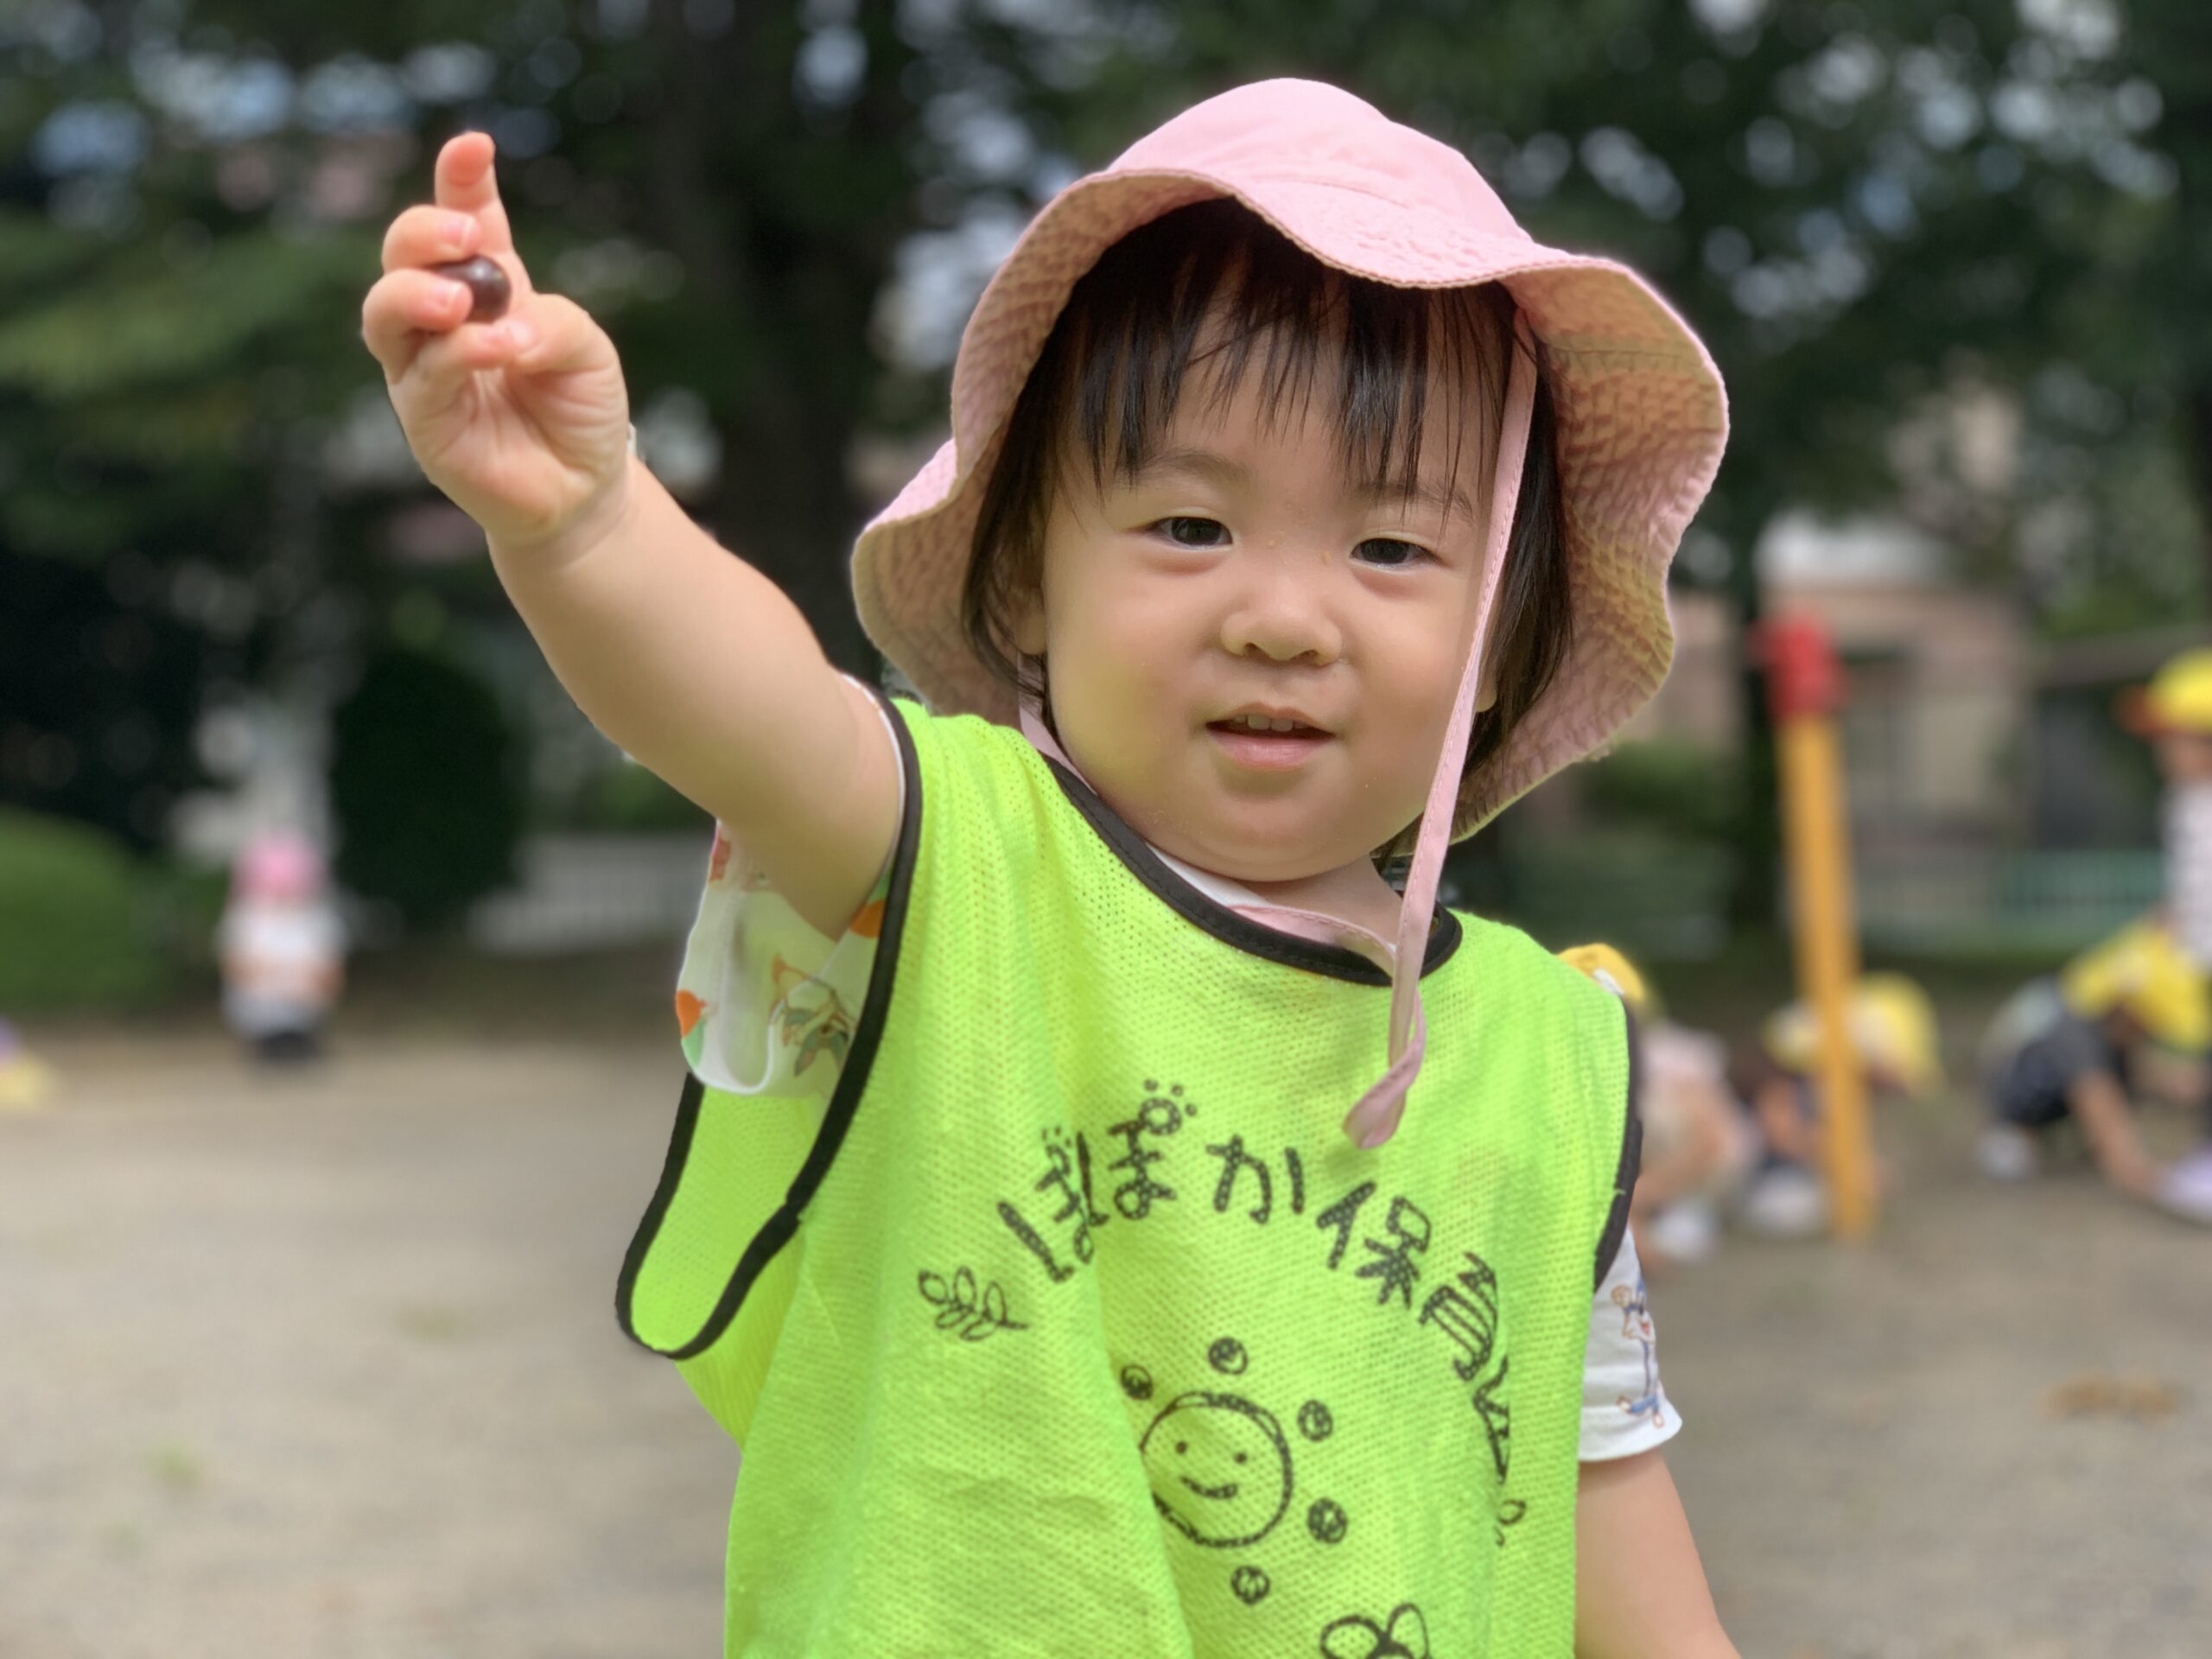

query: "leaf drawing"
xmin=916 ymin=1265 xmax=1029 ymax=1342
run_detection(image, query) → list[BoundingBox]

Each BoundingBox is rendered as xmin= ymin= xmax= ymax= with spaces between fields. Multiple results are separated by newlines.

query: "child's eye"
xmin=1152 ymin=516 xmax=1229 ymax=549
xmin=1353 ymin=537 xmax=1431 ymax=568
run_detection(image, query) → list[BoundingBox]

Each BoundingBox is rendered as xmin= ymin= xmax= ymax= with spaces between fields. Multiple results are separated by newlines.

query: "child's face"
xmin=2153 ymin=731 xmax=2212 ymax=785
xmin=1013 ymin=343 xmax=1496 ymax=885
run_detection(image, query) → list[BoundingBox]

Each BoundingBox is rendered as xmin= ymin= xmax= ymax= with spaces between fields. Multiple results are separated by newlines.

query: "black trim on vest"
xmin=1592 ymin=999 xmax=1643 ymax=1293
xmin=614 ymin=692 xmax=925 ymax=1359
xmin=1039 ymin=757 xmax=1464 ymax=984
xmin=614 ymin=1067 xmax=705 ymax=1348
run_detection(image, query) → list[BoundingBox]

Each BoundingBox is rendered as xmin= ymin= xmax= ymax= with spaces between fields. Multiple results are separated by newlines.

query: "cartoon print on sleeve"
xmin=1611 ymin=1276 xmax=1665 ymax=1429
xmin=676 ymin=989 xmax=709 ymax=1037
xmin=768 ymin=954 xmax=855 ymax=1075
xmin=675 ymin=989 xmax=710 ymax=1068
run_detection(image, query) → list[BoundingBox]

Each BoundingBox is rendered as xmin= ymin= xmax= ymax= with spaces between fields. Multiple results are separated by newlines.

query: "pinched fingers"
xmin=359 ymin=266 xmax=485 ymax=380
xmin=394 ymin=290 xmax=619 ymax=416
xmin=390 ymin=308 xmax=538 ymax=406
xmin=502 ymin=293 xmax=612 ymax=378
xmin=380 ymin=203 xmax=482 ymax=274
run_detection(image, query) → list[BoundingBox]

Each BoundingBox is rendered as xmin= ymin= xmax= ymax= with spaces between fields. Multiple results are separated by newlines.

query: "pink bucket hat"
xmin=853 ymin=79 xmax=1728 ymax=1146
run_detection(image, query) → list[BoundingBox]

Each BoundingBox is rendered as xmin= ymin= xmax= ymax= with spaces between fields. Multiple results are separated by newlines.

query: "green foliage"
xmin=0 ymin=810 xmax=170 ymax=1009
xmin=1577 ymin=739 xmax=1744 ymax=842
xmin=572 ymin=760 xmax=711 ymax=834
xmin=8 ymin=0 xmax=2212 ymax=899
xmin=330 ymin=645 xmax=526 ymax=930
xmin=1454 ymin=825 xmax=1737 ymax=963
xmin=0 ymin=228 xmax=367 ymax=401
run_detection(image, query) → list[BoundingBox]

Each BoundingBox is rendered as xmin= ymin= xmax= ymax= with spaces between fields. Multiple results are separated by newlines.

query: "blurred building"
xmin=1632 ymin=512 xmax=2028 ymax=849
xmin=1758 ymin=511 xmax=2028 ymax=857
xmin=2027 ymin=621 xmax=2190 ymax=848
xmin=1618 ymin=512 xmax=2175 ymax=955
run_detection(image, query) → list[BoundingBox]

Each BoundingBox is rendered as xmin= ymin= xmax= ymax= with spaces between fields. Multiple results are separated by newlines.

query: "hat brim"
xmin=854 ymin=164 xmax=1729 ymax=836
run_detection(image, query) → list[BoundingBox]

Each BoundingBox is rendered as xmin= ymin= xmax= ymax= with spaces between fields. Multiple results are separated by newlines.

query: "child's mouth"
xmin=1206 ymin=716 xmax=1332 ymax=771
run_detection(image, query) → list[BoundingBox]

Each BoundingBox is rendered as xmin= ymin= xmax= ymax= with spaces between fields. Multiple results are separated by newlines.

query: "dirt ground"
xmin=4 ymin=1006 xmax=2208 ymax=1658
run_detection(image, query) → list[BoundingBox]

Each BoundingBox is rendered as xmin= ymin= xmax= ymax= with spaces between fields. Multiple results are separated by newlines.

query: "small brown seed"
xmin=429 ymin=256 xmax=512 ymax=322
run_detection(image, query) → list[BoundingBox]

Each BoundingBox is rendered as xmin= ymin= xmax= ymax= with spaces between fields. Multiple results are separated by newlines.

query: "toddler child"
xmin=216 ymin=829 xmax=345 ymax=1065
xmin=2116 ymin=648 xmax=2212 ymax=1211
xmin=1976 ymin=919 xmax=2212 ymax=1223
xmin=1731 ymin=974 xmax=1941 ymax=1236
xmin=364 ymin=79 xmax=1733 ymax=1656
xmin=1561 ymin=945 xmax=1754 ymax=1268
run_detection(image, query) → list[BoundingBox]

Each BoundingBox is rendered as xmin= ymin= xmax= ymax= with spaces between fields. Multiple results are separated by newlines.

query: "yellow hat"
xmin=2060 ymin=920 xmax=2211 ymax=1053
xmin=1764 ymin=973 xmax=1945 ymax=1098
xmin=1558 ymin=943 xmax=1653 ymax=1014
xmin=2122 ymin=648 xmax=2212 ymax=737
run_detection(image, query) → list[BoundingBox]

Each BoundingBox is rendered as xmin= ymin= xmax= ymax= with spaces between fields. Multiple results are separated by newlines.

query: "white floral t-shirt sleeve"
xmin=1578 ymin=1230 xmax=1682 ymax=1461
xmin=672 ymin=693 xmax=905 ymax=1098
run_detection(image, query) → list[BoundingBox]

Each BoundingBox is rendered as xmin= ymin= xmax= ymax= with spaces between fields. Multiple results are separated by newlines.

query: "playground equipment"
xmin=1762 ymin=614 xmax=1876 ymax=1238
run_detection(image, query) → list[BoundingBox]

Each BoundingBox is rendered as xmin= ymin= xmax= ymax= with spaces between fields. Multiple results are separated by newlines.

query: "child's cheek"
xmin=1380 ymin=625 xmax=1466 ymax=744
xmin=1051 ymin=632 xmax=1165 ymax=777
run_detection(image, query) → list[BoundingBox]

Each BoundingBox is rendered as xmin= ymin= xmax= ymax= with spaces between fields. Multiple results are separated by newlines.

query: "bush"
xmin=1577 ymin=739 xmax=1741 ymax=841
xmin=331 ymin=645 xmax=527 ymax=931
xmin=0 ymin=810 xmax=171 ymax=1009
xmin=573 ymin=759 xmax=711 ymax=833
xmin=1452 ymin=826 xmax=1736 ymax=963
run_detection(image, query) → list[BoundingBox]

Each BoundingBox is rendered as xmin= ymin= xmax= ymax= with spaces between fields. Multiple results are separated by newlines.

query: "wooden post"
xmin=1762 ymin=615 xmax=1875 ymax=1238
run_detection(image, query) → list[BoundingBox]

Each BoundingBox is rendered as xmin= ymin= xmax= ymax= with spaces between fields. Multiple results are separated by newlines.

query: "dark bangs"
xmin=963 ymin=196 xmax=1573 ymax=856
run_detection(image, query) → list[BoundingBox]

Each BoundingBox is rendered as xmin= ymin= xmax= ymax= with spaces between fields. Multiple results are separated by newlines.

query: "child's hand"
xmin=361 ymin=131 xmax=632 ymax=560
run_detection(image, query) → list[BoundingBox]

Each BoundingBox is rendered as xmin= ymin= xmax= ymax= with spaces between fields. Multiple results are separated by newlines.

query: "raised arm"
xmin=361 ymin=133 xmax=897 ymax=938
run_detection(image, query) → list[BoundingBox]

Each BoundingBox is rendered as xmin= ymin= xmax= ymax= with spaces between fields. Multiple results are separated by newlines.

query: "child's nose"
xmin=1218 ymin=566 xmax=1343 ymax=665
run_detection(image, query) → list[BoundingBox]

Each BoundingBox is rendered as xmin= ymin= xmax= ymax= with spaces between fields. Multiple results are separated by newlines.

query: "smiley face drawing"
xmin=1140 ymin=1389 xmax=1293 ymax=1548
xmin=1128 ymin=1337 xmax=1340 ymax=1570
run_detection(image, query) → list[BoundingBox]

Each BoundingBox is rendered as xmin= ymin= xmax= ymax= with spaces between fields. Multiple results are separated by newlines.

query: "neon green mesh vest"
xmin=620 ymin=699 xmax=1634 ymax=1657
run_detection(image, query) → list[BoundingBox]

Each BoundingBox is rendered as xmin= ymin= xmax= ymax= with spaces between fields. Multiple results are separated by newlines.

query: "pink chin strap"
xmin=1338 ymin=315 xmax=1539 ymax=1151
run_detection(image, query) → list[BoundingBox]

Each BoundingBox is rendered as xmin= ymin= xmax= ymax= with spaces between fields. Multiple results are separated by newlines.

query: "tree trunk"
xmin=1722 ymin=490 xmax=1783 ymax=931
xmin=639 ymin=0 xmax=912 ymax=680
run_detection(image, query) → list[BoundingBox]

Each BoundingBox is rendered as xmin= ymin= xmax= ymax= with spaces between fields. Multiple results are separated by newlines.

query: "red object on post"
xmin=1760 ymin=614 xmax=1845 ymax=721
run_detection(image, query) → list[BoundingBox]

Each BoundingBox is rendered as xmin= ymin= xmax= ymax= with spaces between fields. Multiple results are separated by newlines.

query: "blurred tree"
xmin=2114 ymin=0 xmax=2212 ymax=588
xmin=0 ymin=0 xmax=1084 ymax=856
xmin=2 ymin=0 xmax=2203 ymax=926
xmin=329 ymin=642 xmax=524 ymax=928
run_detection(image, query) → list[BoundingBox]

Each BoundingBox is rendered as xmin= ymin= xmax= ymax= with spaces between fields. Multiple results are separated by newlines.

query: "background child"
xmin=217 ymin=829 xmax=346 ymax=1065
xmin=2116 ymin=649 xmax=2212 ymax=1213
xmin=363 ymin=80 xmax=1732 ymax=1656
xmin=1732 ymin=975 xmax=1942 ymax=1237
xmin=1560 ymin=944 xmax=1754 ymax=1268
xmin=1976 ymin=919 xmax=2212 ymax=1223
xmin=2122 ymin=647 xmax=2212 ymax=969
xmin=0 ymin=1019 xmax=57 ymax=1112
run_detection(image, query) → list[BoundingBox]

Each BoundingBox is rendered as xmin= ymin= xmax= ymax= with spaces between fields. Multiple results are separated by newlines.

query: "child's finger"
xmin=381 ymin=202 xmax=482 ymax=275
xmin=505 ymin=293 xmax=607 ymax=378
xmin=433 ymin=130 xmax=518 ymax=260
xmin=361 ymin=268 xmax=479 ymax=379
xmin=400 ymin=314 xmax=538 ymax=404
